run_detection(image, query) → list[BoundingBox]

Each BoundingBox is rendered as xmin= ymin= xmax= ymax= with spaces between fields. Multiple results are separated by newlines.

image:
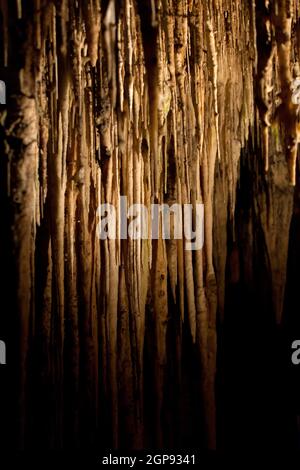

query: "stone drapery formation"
xmin=0 ymin=0 xmax=300 ymax=451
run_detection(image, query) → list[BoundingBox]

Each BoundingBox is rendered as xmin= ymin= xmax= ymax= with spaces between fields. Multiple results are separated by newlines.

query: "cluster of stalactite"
xmin=256 ymin=0 xmax=300 ymax=185
xmin=0 ymin=0 xmax=299 ymax=450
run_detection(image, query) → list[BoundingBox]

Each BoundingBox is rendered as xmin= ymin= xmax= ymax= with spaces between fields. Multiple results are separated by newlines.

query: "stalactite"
xmin=256 ymin=0 xmax=300 ymax=184
xmin=256 ymin=2 xmax=275 ymax=172
xmin=273 ymin=0 xmax=299 ymax=185
xmin=206 ymin=9 xmax=220 ymax=162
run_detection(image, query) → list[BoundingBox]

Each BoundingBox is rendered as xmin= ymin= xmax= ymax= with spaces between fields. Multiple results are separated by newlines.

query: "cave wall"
xmin=0 ymin=0 xmax=299 ymax=450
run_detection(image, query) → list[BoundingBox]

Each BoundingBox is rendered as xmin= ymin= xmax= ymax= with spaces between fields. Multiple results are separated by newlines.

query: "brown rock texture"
xmin=0 ymin=0 xmax=300 ymax=451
